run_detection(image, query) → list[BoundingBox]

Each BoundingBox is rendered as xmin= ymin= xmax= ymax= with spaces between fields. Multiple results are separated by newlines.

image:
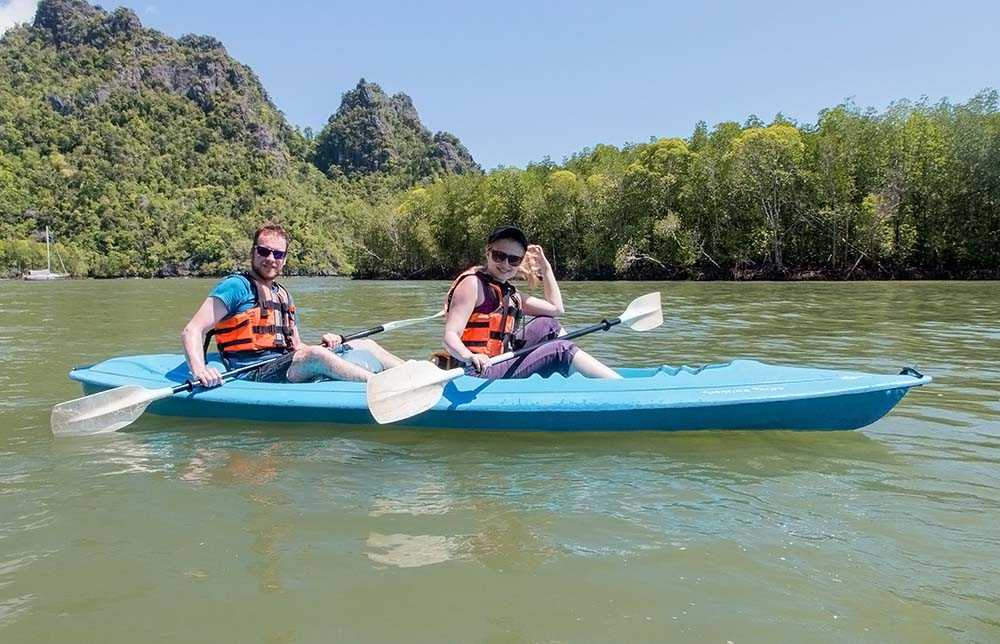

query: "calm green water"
xmin=1 ymin=279 xmax=998 ymax=643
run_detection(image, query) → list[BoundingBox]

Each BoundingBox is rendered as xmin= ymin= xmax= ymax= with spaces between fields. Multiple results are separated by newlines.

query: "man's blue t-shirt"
xmin=209 ymin=275 xmax=295 ymax=368
xmin=210 ymin=274 xmax=296 ymax=318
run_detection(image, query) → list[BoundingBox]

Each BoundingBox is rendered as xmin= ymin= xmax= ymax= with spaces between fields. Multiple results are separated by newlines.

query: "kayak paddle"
xmin=366 ymin=292 xmax=663 ymax=424
xmin=50 ymin=310 xmax=445 ymax=437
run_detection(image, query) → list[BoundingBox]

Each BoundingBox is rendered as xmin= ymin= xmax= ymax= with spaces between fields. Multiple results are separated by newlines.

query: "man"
xmin=181 ymin=223 xmax=403 ymax=386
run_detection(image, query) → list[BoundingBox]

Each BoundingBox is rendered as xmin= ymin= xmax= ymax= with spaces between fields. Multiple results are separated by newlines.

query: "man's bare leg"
xmin=342 ymin=338 xmax=404 ymax=369
xmin=286 ymin=346 xmax=373 ymax=383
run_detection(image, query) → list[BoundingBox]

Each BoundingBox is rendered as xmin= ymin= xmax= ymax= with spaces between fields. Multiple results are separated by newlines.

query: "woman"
xmin=442 ymin=225 xmax=621 ymax=379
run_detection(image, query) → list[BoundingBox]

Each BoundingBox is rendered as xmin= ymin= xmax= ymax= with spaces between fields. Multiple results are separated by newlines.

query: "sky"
xmin=2 ymin=0 xmax=999 ymax=169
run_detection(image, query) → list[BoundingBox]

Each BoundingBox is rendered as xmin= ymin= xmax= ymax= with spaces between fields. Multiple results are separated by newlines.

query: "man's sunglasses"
xmin=489 ymin=249 xmax=524 ymax=266
xmin=254 ymin=245 xmax=287 ymax=260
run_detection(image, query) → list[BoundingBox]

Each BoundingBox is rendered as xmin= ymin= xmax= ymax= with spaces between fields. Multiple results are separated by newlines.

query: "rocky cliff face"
xmin=22 ymin=0 xmax=297 ymax=159
xmin=312 ymin=79 xmax=479 ymax=181
xmin=7 ymin=1 xmax=478 ymax=176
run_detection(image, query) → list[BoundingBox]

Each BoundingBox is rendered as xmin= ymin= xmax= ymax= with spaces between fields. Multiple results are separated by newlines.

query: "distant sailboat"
xmin=23 ymin=226 xmax=69 ymax=281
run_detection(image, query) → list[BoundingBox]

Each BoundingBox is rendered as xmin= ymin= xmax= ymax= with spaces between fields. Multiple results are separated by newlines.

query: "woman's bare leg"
xmin=569 ymin=349 xmax=623 ymax=379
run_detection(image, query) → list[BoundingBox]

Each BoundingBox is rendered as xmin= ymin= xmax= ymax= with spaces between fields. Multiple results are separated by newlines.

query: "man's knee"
xmin=346 ymin=338 xmax=378 ymax=351
xmin=293 ymin=345 xmax=324 ymax=363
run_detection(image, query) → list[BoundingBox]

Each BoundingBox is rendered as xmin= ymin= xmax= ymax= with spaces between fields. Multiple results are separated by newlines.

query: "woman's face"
xmin=484 ymin=238 xmax=526 ymax=282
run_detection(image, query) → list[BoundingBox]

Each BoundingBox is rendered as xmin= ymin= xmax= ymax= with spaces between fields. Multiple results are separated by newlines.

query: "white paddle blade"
xmin=380 ymin=310 xmax=445 ymax=332
xmin=620 ymin=292 xmax=663 ymax=331
xmin=366 ymin=360 xmax=463 ymax=424
xmin=50 ymin=385 xmax=173 ymax=437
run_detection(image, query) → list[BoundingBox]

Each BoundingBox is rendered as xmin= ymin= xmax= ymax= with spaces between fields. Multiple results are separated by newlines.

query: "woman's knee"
xmin=551 ymin=340 xmax=578 ymax=363
xmin=534 ymin=340 xmax=577 ymax=365
xmin=530 ymin=316 xmax=560 ymax=333
xmin=522 ymin=316 xmax=562 ymax=344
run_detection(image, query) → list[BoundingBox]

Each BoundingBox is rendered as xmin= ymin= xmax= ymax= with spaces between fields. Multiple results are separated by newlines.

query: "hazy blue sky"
xmin=4 ymin=0 xmax=998 ymax=168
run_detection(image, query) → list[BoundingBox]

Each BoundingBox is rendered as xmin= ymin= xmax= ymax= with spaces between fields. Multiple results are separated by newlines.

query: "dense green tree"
xmin=728 ymin=125 xmax=806 ymax=269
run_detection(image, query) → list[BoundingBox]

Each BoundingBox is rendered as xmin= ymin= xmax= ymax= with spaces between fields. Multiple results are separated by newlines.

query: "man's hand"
xmin=192 ymin=365 xmax=223 ymax=388
xmin=321 ymin=333 xmax=344 ymax=350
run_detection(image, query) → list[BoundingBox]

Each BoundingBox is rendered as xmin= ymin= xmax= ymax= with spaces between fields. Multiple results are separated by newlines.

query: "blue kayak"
xmin=67 ymin=354 xmax=930 ymax=431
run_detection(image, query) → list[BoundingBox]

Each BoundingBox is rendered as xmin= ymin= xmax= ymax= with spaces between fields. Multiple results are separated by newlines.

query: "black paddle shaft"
xmin=341 ymin=326 xmax=384 ymax=342
xmin=175 ymin=326 xmax=388 ymax=394
xmin=496 ymin=317 xmax=622 ymax=365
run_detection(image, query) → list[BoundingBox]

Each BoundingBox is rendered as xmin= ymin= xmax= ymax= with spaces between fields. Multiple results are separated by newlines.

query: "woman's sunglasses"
xmin=488 ymin=248 xmax=524 ymax=266
xmin=254 ymin=245 xmax=287 ymax=260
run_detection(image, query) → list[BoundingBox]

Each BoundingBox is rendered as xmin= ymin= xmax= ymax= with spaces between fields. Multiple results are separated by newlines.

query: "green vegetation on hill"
xmin=1 ymin=0 xmax=997 ymax=280
xmin=0 ymin=0 xmax=476 ymax=278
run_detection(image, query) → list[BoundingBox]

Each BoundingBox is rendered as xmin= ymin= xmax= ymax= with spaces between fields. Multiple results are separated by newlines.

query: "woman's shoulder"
xmin=447 ymin=267 xmax=486 ymax=307
xmin=450 ymin=266 xmax=486 ymax=287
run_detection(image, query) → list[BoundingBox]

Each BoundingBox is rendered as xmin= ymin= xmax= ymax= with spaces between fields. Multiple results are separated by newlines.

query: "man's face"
xmin=251 ymin=232 xmax=288 ymax=281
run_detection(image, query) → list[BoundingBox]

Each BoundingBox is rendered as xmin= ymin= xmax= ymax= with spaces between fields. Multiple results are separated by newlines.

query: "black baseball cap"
xmin=487 ymin=225 xmax=528 ymax=249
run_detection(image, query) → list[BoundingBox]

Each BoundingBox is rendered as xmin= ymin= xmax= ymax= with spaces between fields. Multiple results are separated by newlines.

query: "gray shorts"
xmin=250 ymin=352 xmax=295 ymax=383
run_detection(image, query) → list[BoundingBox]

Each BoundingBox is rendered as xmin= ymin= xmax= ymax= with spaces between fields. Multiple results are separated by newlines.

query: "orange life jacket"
xmin=204 ymin=272 xmax=296 ymax=361
xmin=446 ymin=268 xmax=522 ymax=357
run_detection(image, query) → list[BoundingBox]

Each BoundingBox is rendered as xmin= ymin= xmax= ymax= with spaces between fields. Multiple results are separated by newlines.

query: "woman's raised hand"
xmin=519 ymin=244 xmax=550 ymax=285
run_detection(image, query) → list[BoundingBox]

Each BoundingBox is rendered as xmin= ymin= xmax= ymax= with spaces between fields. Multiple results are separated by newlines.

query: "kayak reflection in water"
xmin=181 ymin=222 xmax=403 ymax=386
xmin=440 ymin=225 xmax=621 ymax=379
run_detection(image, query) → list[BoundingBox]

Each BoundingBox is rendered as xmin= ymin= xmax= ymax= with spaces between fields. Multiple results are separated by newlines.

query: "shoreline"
xmin=5 ymin=271 xmax=1000 ymax=282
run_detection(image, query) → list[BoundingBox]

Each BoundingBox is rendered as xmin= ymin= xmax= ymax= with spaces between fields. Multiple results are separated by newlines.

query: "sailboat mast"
xmin=46 ymin=226 xmax=52 ymax=272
